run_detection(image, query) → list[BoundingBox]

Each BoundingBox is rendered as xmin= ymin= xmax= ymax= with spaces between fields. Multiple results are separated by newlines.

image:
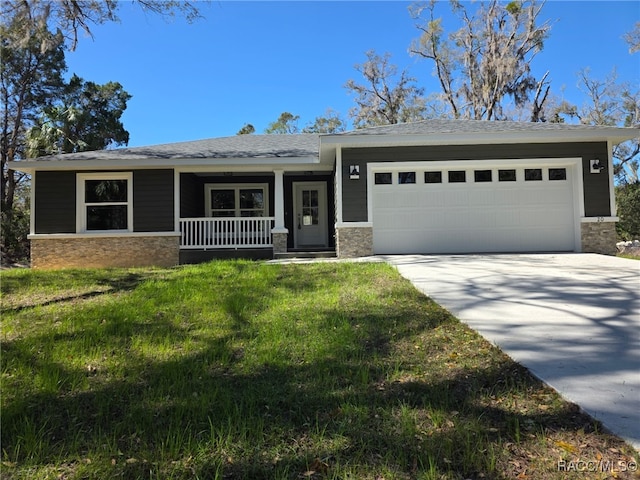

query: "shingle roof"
xmin=31 ymin=133 xmax=320 ymax=161
xmin=332 ymin=118 xmax=638 ymax=136
xmin=11 ymin=119 xmax=638 ymax=168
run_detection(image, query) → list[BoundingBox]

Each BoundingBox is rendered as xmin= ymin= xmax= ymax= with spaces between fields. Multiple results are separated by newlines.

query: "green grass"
xmin=1 ymin=261 xmax=637 ymax=479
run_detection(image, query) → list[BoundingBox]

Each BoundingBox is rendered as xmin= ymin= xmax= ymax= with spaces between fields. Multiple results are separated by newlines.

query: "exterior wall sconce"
xmin=590 ymin=159 xmax=605 ymax=174
xmin=349 ymin=165 xmax=360 ymax=180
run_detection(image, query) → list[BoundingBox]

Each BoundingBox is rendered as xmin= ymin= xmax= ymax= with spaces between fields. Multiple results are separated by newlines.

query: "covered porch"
xmin=176 ymin=168 xmax=335 ymax=262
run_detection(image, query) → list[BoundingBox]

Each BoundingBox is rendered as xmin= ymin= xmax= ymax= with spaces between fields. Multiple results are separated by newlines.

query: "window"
xmin=525 ymin=169 xmax=543 ymax=181
xmin=398 ymin=172 xmax=416 ymax=184
xmin=301 ymin=189 xmax=319 ymax=225
xmin=77 ymin=173 xmax=132 ymax=232
xmin=207 ymin=184 xmax=268 ymax=217
xmin=448 ymin=170 xmax=466 ymax=183
xmin=549 ymin=168 xmax=567 ymax=181
xmin=374 ymin=173 xmax=392 ymax=185
xmin=498 ymin=169 xmax=517 ymax=182
xmin=424 ymin=171 xmax=442 ymax=184
xmin=474 ymin=170 xmax=492 ymax=182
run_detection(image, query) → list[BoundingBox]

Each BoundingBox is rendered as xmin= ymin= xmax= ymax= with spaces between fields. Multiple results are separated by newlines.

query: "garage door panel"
xmin=468 ymin=189 xmax=496 ymax=206
xmin=372 ymin=163 xmax=575 ymax=254
xmin=421 ymin=191 xmax=446 ymax=207
xmin=443 ymin=189 xmax=470 ymax=206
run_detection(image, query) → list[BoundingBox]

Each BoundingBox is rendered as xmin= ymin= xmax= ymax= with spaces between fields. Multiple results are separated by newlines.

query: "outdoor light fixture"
xmin=349 ymin=165 xmax=360 ymax=180
xmin=590 ymin=159 xmax=605 ymax=174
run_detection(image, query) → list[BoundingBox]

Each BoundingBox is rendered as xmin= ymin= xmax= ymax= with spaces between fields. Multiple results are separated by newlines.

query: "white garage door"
xmin=371 ymin=162 xmax=577 ymax=254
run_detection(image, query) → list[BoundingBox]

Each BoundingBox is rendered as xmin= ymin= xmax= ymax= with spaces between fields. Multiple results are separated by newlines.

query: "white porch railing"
xmin=180 ymin=217 xmax=275 ymax=249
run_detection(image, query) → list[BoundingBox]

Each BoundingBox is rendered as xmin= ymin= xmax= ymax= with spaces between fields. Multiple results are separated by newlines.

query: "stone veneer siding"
xmin=272 ymin=232 xmax=288 ymax=255
xmin=580 ymin=222 xmax=618 ymax=256
xmin=336 ymin=225 xmax=373 ymax=258
xmin=30 ymin=235 xmax=180 ymax=269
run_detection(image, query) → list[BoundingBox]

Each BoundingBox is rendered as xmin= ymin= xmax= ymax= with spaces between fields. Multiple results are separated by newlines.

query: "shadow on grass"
xmin=1 ymin=262 xmax=633 ymax=479
xmin=1 ymin=270 xmax=160 ymax=313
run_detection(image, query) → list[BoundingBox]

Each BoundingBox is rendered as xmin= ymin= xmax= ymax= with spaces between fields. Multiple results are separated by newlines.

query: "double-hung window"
xmin=77 ymin=173 xmax=133 ymax=232
xmin=206 ymin=184 xmax=268 ymax=217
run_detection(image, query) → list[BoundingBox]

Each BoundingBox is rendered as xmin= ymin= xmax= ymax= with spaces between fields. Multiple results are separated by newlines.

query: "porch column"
xmin=272 ymin=169 xmax=288 ymax=254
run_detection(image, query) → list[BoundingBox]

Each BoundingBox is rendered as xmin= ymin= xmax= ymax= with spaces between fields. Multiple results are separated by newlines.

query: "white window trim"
xmin=76 ymin=172 xmax=133 ymax=233
xmin=204 ymin=183 xmax=270 ymax=217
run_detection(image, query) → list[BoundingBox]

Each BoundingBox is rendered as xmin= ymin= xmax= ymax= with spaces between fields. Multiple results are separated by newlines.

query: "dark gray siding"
xmin=133 ymin=169 xmax=175 ymax=232
xmin=342 ymin=142 xmax=611 ymax=221
xmin=35 ymin=171 xmax=76 ymax=233
xmin=578 ymin=143 xmax=610 ymax=216
xmin=180 ymin=173 xmax=203 ymax=218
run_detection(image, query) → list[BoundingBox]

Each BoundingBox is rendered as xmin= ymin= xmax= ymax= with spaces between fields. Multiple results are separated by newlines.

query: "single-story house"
xmin=9 ymin=119 xmax=639 ymax=269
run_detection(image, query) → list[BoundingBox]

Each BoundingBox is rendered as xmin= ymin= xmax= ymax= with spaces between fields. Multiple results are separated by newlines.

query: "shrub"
xmin=616 ymin=181 xmax=640 ymax=240
xmin=1 ymin=208 xmax=30 ymax=265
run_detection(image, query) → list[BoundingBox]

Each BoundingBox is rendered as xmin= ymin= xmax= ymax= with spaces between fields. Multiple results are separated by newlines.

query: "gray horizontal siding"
xmin=35 ymin=171 xmax=76 ymax=234
xmin=133 ymin=170 xmax=175 ymax=232
xmin=342 ymin=142 xmax=611 ymax=222
xmin=35 ymin=170 xmax=175 ymax=234
xmin=180 ymin=173 xmax=204 ymax=218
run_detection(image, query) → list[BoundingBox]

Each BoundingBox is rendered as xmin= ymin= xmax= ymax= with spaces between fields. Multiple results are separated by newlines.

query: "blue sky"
xmin=63 ymin=1 xmax=639 ymax=147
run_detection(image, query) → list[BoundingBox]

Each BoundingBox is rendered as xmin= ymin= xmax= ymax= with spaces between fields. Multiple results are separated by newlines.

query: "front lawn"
xmin=1 ymin=261 xmax=637 ymax=479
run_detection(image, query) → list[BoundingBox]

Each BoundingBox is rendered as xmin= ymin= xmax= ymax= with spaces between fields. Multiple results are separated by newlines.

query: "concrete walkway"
xmin=383 ymin=253 xmax=640 ymax=450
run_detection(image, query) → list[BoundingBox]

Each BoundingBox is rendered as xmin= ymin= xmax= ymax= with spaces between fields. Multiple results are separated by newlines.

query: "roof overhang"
xmin=320 ymin=127 xmax=640 ymax=149
xmin=8 ymin=155 xmax=323 ymax=173
xmin=9 ymin=125 xmax=639 ymax=173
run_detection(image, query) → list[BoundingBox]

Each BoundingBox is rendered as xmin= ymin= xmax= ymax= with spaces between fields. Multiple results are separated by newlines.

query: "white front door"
xmin=293 ymin=182 xmax=328 ymax=248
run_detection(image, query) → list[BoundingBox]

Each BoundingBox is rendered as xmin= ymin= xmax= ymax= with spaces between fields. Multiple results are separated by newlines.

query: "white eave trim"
xmin=335 ymin=222 xmax=373 ymax=228
xmin=8 ymin=155 xmax=322 ymax=173
xmin=580 ymin=217 xmax=619 ymax=223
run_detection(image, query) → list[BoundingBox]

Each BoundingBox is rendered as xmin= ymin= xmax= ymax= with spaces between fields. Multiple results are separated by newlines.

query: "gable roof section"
xmin=11 ymin=133 xmax=322 ymax=172
xmin=9 ymin=119 xmax=639 ymax=172
xmin=322 ymin=119 xmax=639 ymax=147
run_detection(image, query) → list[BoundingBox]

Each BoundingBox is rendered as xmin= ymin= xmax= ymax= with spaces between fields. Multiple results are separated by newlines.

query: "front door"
xmin=293 ymin=182 xmax=328 ymax=248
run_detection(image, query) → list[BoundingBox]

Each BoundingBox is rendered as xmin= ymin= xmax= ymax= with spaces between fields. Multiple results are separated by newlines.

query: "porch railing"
xmin=180 ymin=217 xmax=275 ymax=249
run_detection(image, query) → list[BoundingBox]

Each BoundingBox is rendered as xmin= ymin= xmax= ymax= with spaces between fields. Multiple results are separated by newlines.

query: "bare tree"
xmin=623 ymin=21 xmax=640 ymax=54
xmin=553 ymin=69 xmax=639 ymax=182
xmin=1 ymin=0 xmax=203 ymax=52
xmin=345 ymin=50 xmax=426 ymax=128
xmin=409 ymin=0 xmax=551 ymax=121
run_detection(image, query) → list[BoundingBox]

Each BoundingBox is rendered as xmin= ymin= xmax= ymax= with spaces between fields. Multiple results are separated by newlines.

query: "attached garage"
xmin=369 ymin=159 xmax=580 ymax=254
xmin=327 ymin=120 xmax=640 ymax=258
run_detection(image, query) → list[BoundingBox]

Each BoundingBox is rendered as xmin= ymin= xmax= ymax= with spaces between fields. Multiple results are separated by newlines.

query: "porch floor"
xmin=273 ymin=250 xmax=336 ymax=260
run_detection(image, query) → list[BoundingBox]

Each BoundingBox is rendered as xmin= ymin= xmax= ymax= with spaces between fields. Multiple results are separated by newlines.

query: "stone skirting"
xmin=30 ymin=234 xmax=180 ymax=269
xmin=581 ymin=221 xmax=617 ymax=255
xmin=336 ymin=225 xmax=373 ymax=258
xmin=272 ymin=231 xmax=288 ymax=255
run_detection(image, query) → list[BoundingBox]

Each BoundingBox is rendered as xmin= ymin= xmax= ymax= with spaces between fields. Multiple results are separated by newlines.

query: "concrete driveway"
xmin=382 ymin=253 xmax=640 ymax=450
